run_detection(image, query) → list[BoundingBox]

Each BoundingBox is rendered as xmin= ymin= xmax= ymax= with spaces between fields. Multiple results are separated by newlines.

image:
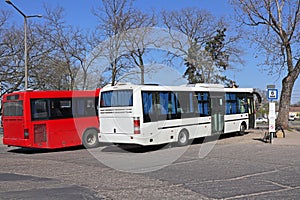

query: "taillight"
xmin=133 ymin=117 xmax=140 ymax=134
xmin=24 ymin=129 xmax=29 ymax=139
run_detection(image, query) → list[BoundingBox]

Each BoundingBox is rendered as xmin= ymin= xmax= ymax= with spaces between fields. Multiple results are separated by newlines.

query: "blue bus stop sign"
xmin=267 ymin=89 xmax=278 ymax=101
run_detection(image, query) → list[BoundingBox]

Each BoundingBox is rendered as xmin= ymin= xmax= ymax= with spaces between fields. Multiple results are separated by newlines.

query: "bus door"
xmin=210 ymin=92 xmax=225 ymax=134
xmin=247 ymin=92 xmax=262 ymax=128
xmin=247 ymin=97 xmax=255 ymax=128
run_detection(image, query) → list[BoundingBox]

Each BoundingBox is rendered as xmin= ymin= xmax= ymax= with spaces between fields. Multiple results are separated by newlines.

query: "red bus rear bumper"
xmin=3 ymin=138 xmax=33 ymax=148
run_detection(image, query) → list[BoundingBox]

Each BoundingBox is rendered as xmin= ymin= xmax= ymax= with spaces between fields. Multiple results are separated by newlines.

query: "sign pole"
xmin=269 ymin=101 xmax=276 ymax=142
xmin=267 ymin=85 xmax=278 ymax=143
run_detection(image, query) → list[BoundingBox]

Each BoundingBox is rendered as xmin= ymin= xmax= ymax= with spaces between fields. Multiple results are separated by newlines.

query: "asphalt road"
xmin=1 ymin=129 xmax=300 ymax=199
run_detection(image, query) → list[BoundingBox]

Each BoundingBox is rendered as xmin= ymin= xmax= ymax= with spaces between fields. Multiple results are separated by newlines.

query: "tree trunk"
xmin=276 ymin=40 xmax=300 ymax=129
xmin=277 ymin=76 xmax=294 ymax=129
xmin=111 ymin=60 xmax=117 ymax=86
xmin=140 ymin=67 xmax=144 ymax=85
xmin=138 ymin=49 xmax=145 ymax=85
xmin=111 ymin=71 xmax=116 ymax=86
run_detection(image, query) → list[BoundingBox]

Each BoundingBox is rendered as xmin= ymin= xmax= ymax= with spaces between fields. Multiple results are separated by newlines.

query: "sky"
xmin=2 ymin=0 xmax=299 ymax=102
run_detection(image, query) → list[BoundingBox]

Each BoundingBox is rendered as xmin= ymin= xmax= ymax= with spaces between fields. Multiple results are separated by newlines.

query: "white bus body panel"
xmin=224 ymin=113 xmax=249 ymax=133
xmin=99 ymin=117 xmax=212 ymax=146
xmin=99 ymin=107 xmax=133 ymax=134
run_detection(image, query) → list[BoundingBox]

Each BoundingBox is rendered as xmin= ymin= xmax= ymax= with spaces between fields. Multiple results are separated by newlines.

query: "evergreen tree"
xmin=184 ymin=28 xmax=232 ymax=85
xmin=184 ymin=40 xmax=203 ymax=84
xmin=205 ymin=28 xmax=228 ymax=70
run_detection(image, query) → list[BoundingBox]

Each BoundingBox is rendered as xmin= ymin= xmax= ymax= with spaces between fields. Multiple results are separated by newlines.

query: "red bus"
xmin=2 ymin=89 xmax=100 ymax=149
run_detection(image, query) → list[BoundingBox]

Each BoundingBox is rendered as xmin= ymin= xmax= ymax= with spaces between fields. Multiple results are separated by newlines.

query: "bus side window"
xmin=86 ymin=99 xmax=96 ymax=116
xmin=142 ymin=92 xmax=154 ymax=123
xmin=73 ymin=99 xmax=85 ymax=117
xmin=50 ymin=101 xmax=63 ymax=118
xmin=197 ymin=92 xmax=210 ymax=116
xmin=226 ymin=93 xmax=237 ymax=114
xmin=159 ymin=92 xmax=169 ymax=115
xmin=60 ymin=99 xmax=72 ymax=118
xmin=238 ymin=97 xmax=247 ymax=114
xmin=31 ymin=99 xmax=48 ymax=120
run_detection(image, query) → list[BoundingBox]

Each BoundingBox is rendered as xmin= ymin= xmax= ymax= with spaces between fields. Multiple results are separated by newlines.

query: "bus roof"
xmin=3 ymin=89 xmax=100 ymax=100
xmin=102 ymin=83 xmax=255 ymax=93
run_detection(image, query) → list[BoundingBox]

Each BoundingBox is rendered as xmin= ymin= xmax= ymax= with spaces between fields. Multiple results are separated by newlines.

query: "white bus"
xmin=98 ymin=83 xmax=261 ymax=146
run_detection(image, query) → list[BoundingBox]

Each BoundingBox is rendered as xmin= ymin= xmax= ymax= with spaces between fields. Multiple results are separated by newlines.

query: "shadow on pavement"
xmin=100 ymin=132 xmax=249 ymax=153
xmin=8 ymin=145 xmax=85 ymax=154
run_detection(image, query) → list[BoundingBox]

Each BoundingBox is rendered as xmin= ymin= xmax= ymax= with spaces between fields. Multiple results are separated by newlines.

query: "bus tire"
xmin=177 ymin=129 xmax=190 ymax=146
xmin=82 ymin=129 xmax=99 ymax=149
xmin=238 ymin=123 xmax=246 ymax=136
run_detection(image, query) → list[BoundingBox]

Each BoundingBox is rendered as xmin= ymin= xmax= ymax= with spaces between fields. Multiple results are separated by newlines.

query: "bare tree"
xmin=0 ymin=9 xmax=10 ymax=29
xmin=71 ymin=29 xmax=114 ymax=90
xmin=162 ymin=8 xmax=241 ymax=84
xmin=38 ymin=5 xmax=81 ymax=90
xmin=0 ymin=25 xmax=25 ymax=95
xmin=93 ymin=0 xmax=153 ymax=85
xmin=28 ymin=5 xmax=102 ymax=90
xmin=0 ymin=10 xmax=24 ymax=97
xmin=1 ymin=5 xmax=101 ymax=92
xmin=231 ymin=0 xmax=300 ymax=129
xmin=122 ymin=13 xmax=156 ymax=84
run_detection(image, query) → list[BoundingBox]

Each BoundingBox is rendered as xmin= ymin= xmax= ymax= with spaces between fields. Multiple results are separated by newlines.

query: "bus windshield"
xmin=100 ymin=90 xmax=133 ymax=107
xmin=3 ymin=101 xmax=23 ymax=116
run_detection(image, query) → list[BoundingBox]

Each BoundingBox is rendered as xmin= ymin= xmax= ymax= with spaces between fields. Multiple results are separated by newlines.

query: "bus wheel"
xmin=82 ymin=129 xmax=99 ymax=149
xmin=238 ymin=124 xmax=246 ymax=136
xmin=177 ymin=129 xmax=190 ymax=146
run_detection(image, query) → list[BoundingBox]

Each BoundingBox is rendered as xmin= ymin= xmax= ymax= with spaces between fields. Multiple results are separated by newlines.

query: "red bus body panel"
xmin=2 ymin=89 xmax=100 ymax=149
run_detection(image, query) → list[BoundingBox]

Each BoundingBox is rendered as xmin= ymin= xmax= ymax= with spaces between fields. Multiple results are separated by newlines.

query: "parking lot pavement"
xmin=272 ymin=129 xmax=300 ymax=146
xmin=1 ymin=128 xmax=300 ymax=200
xmin=245 ymin=127 xmax=300 ymax=146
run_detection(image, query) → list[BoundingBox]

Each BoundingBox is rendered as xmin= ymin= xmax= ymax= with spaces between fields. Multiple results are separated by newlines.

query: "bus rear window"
xmin=100 ymin=90 xmax=133 ymax=107
xmin=3 ymin=101 xmax=23 ymax=116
